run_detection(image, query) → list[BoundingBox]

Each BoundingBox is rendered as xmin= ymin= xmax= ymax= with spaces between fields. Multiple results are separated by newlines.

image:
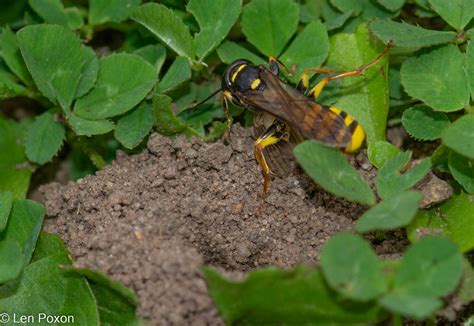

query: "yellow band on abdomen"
xmin=345 ymin=124 xmax=365 ymax=153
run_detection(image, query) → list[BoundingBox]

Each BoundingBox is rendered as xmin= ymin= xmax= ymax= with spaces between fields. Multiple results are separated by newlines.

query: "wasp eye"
xmin=223 ymin=59 xmax=250 ymax=90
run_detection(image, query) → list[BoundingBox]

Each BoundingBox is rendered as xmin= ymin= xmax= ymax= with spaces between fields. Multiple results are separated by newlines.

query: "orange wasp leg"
xmin=297 ymin=67 xmax=335 ymax=93
xmin=307 ymin=41 xmax=393 ymax=99
xmin=254 ymin=120 xmax=287 ymax=215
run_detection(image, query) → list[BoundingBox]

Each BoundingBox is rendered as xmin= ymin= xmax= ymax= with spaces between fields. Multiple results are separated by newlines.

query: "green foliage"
xmin=156 ymin=56 xmax=191 ymax=93
xmin=62 ymin=267 xmax=140 ymax=325
xmin=331 ymin=0 xmax=393 ymax=19
xmin=133 ymin=44 xmax=167 ymax=75
xmin=442 ymin=114 xmax=474 ymax=159
xmin=367 ymin=140 xmax=400 ymax=169
xmin=467 ymin=41 xmax=474 ymax=99
xmin=153 ymin=92 xmax=226 ymax=140
xmin=1 ymin=228 xmax=140 ymax=323
xmin=0 ymin=118 xmax=32 ymax=199
xmin=375 ymin=151 xmax=431 ymax=199
xmin=64 ymin=108 xmax=115 ymax=136
xmin=115 ymin=102 xmax=154 ymax=149
xmin=0 ymin=192 xmax=13 ymax=232
xmin=298 ymin=0 xmax=322 ymax=23
xmin=402 ymin=105 xmax=450 ymax=141
xmin=401 ymin=45 xmax=470 ymax=112
xmin=376 ymin=0 xmax=405 ymax=11
xmin=187 ymin=0 xmax=242 ymax=60
xmin=326 ymin=23 xmax=389 ymax=162
xmin=75 ymin=46 xmax=98 ymax=99
xmin=0 ymin=70 xmax=28 ymax=98
xmin=17 ymin=24 xmax=83 ymax=111
xmin=131 ymin=3 xmax=195 ymax=60
xmin=0 ymin=200 xmax=44 ymax=283
xmin=320 ymin=233 xmax=387 ymax=301
xmin=206 ymin=234 xmax=465 ymax=323
xmin=204 ymin=265 xmax=387 ymax=325
xmin=408 ymin=193 xmax=474 ymax=252
xmin=29 ymin=0 xmax=83 ymax=29
xmin=153 ymin=93 xmax=197 ymax=137
xmin=25 ymin=111 xmax=65 ymax=164
xmin=388 ymin=66 xmax=403 ymax=100
xmin=0 ymin=232 xmax=99 ymax=324
xmin=75 ymin=53 xmax=156 ymax=119
xmin=68 ymin=149 xmax=97 ymax=181
xmin=322 ymin=6 xmax=353 ymax=31
xmin=0 ymin=240 xmax=23 ymax=285
xmin=280 ymin=19 xmax=329 ymax=82
xmin=431 ymin=144 xmax=450 ymax=173
xmin=217 ymin=41 xmax=266 ymax=64
xmin=89 ymin=0 xmax=141 ymax=25
xmin=449 ymin=151 xmax=474 ymax=193
xmin=459 ymin=260 xmax=474 ymax=304
xmin=379 ymin=236 xmax=463 ymax=320
xmin=413 ymin=0 xmax=430 ymax=10
xmin=241 ymin=0 xmax=299 ymax=57
xmin=356 ymin=190 xmax=422 ymax=232
xmin=0 ymin=27 xmax=31 ymax=85
xmin=369 ymin=20 xmax=457 ymax=48
xmin=294 ymin=141 xmax=375 ymax=206
xmin=428 ymin=0 xmax=474 ymax=30
xmin=31 ymin=232 xmax=66 ymax=262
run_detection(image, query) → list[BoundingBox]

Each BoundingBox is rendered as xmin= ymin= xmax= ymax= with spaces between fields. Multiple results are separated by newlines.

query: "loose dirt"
xmin=41 ymin=126 xmax=408 ymax=325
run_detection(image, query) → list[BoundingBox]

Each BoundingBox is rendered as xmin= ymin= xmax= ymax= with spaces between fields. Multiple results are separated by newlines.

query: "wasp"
xmin=195 ymin=42 xmax=392 ymax=214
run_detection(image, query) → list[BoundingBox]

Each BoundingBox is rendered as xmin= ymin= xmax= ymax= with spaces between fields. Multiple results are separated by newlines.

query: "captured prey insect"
xmin=194 ymin=42 xmax=392 ymax=214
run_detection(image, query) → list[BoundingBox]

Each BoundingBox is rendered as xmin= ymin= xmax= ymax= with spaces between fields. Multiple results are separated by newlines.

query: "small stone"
xmin=151 ymin=178 xmax=164 ymax=187
xmin=184 ymin=148 xmax=198 ymax=159
xmin=236 ymin=243 xmax=251 ymax=261
xmin=197 ymin=143 xmax=233 ymax=170
xmin=232 ymin=203 xmax=243 ymax=214
xmin=288 ymin=215 xmax=298 ymax=224
xmin=172 ymin=137 xmax=188 ymax=150
xmin=164 ymin=166 xmax=177 ymax=179
xmin=134 ymin=231 xmax=143 ymax=240
xmin=416 ymin=172 xmax=453 ymax=208
xmin=361 ymin=162 xmax=372 ymax=170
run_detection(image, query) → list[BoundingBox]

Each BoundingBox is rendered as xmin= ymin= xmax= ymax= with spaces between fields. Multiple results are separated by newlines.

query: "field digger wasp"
xmin=193 ymin=42 xmax=392 ymax=214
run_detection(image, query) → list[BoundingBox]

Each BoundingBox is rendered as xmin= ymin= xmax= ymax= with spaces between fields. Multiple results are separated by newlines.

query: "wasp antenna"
xmin=188 ymin=88 xmax=222 ymax=110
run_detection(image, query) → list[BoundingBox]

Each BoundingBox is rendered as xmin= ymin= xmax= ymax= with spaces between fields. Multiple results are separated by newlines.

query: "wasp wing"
xmin=242 ymin=69 xmax=360 ymax=149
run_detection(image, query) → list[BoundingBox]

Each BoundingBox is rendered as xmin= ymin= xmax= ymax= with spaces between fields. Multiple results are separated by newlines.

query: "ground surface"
xmin=41 ymin=126 xmax=409 ymax=325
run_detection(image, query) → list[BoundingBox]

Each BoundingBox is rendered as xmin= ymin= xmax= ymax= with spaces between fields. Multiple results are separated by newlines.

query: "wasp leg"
xmin=268 ymin=56 xmax=294 ymax=76
xmin=296 ymin=67 xmax=334 ymax=93
xmin=254 ymin=120 xmax=287 ymax=215
xmin=221 ymin=94 xmax=233 ymax=142
xmin=268 ymin=56 xmax=282 ymax=75
xmin=306 ymin=41 xmax=393 ymax=99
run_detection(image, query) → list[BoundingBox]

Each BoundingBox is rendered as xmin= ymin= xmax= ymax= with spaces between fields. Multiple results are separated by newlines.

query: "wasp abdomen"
xmin=327 ymin=106 xmax=365 ymax=153
xmin=299 ymin=104 xmax=365 ymax=153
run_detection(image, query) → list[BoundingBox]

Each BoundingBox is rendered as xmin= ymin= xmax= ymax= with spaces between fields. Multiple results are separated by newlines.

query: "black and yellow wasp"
xmin=197 ymin=42 xmax=391 ymax=213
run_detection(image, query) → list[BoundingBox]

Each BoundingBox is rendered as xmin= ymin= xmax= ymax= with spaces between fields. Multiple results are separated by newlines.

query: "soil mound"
xmin=41 ymin=126 xmax=404 ymax=324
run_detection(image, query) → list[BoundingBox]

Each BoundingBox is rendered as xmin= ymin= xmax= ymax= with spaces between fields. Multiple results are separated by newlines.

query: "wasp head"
xmin=222 ymin=59 xmax=265 ymax=106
